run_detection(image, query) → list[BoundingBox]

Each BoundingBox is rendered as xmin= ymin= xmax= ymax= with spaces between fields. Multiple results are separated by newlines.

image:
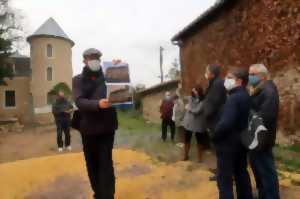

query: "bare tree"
xmin=167 ymin=58 xmax=180 ymax=80
xmin=0 ymin=0 xmax=23 ymax=85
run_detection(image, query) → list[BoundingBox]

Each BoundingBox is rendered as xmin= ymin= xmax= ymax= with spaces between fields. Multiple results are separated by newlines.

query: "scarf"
xmin=81 ymin=66 xmax=106 ymax=97
xmin=250 ymin=81 xmax=267 ymax=97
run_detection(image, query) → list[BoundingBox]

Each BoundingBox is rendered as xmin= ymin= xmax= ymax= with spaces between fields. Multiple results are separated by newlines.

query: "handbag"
xmin=241 ymin=111 xmax=269 ymax=150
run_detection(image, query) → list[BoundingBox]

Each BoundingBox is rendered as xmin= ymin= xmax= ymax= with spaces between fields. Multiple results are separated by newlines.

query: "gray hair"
xmin=250 ymin=63 xmax=269 ymax=75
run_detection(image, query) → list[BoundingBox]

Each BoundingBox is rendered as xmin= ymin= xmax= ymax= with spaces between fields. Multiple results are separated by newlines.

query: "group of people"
xmin=51 ymin=47 xmax=280 ymax=199
xmin=160 ymin=64 xmax=280 ymax=199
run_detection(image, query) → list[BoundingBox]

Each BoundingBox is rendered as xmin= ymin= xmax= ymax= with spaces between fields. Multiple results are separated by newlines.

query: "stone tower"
xmin=27 ymin=17 xmax=74 ymax=123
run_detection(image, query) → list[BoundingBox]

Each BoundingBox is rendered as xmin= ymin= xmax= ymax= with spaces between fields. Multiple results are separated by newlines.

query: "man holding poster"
xmin=72 ymin=48 xmax=118 ymax=199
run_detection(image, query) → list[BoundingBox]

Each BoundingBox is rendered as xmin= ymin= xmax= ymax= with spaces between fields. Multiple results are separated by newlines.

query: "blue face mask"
xmin=249 ymin=75 xmax=261 ymax=86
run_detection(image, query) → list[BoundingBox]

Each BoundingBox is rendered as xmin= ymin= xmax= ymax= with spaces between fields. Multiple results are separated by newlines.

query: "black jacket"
xmin=213 ymin=87 xmax=251 ymax=150
xmin=52 ymin=97 xmax=73 ymax=123
xmin=251 ymin=80 xmax=279 ymax=148
xmin=72 ymin=67 xmax=118 ymax=135
xmin=203 ymin=77 xmax=227 ymax=130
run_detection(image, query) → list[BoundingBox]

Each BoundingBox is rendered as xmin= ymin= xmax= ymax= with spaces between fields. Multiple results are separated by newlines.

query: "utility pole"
xmin=159 ymin=46 xmax=164 ymax=83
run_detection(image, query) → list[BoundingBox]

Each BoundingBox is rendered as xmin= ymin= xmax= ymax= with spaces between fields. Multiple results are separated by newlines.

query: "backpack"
xmin=241 ymin=111 xmax=269 ymax=150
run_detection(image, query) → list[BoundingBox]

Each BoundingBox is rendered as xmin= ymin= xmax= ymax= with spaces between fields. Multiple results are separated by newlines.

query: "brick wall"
xmin=180 ymin=0 xmax=300 ymax=136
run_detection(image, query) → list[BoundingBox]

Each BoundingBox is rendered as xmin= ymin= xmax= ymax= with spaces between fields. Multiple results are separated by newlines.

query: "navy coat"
xmin=213 ymin=87 xmax=251 ymax=150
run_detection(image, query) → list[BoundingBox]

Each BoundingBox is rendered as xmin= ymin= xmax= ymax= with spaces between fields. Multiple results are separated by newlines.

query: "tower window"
xmin=47 ymin=67 xmax=52 ymax=81
xmin=5 ymin=90 xmax=16 ymax=108
xmin=47 ymin=44 xmax=53 ymax=57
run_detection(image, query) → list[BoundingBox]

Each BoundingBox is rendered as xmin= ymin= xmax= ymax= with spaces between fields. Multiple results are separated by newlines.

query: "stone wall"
xmin=0 ymin=77 xmax=33 ymax=124
xmin=180 ymin=0 xmax=300 ymax=137
xmin=141 ymin=87 xmax=177 ymax=124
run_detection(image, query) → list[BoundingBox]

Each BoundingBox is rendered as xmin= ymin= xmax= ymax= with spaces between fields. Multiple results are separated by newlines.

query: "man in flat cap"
xmin=73 ymin=48 xmax=118 ymax=199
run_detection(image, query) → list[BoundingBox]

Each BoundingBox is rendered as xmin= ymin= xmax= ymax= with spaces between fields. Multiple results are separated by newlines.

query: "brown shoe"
xmin=183 ymin=143 xmax=191 ymax=161
xmin=197 ymin=144 xmax=204 ymax=163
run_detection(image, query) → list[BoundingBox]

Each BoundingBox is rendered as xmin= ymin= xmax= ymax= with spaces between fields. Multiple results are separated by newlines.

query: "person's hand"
xmin=64 ymin=109 xmax=73 ymax=114
xmin=185 ymin=104 xmax=190 ymax=111
xmin=99 ymin=99 xmax=111 ymax=109
xmin=249 ymin=86 xmax=256 ymax=96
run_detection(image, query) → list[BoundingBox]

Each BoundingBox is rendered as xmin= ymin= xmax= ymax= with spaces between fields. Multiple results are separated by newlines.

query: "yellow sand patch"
xmin=2 ymin=149 xmax=298 ymax=199
xmin=0 ymin=149 xmax=218 ymax=199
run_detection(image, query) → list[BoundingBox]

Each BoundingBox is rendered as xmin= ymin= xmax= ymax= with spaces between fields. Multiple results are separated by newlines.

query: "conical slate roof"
xmin=27 ymin=17 xmax=74 ymax=46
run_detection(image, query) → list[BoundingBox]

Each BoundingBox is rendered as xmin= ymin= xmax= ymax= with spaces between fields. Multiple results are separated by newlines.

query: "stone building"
xmin=0 ymin=17 xmax=74 ymax=125
xmin=0 ymin=52 xmax=32 ymax=124
xmin=139 ymin=80 xmax=179 ymax=124
xmin=171 ymin=0 xmax=300 ymax=137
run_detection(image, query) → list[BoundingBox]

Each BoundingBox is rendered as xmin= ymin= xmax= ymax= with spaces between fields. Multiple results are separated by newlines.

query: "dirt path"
xmin=0 ymin=127 xmax=299 ymax=199
xmin=0 ymin=126 xmax=82 ymax=163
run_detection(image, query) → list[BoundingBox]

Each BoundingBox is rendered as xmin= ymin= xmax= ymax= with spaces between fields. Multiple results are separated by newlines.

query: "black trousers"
xmin=216 ymin=146 xmax=253 ymax=199
xmin=185 ymin=130 xmax=210 ymax=148
xmin=56 ymin=120 xmax=71 ymax=148
xmin=81 ymin=133 xmax=115 ymax=199
xmin=161 ymin=119 xmax=175 ymax=141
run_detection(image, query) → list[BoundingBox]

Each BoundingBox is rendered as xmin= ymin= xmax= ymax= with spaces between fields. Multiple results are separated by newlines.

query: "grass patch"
xmin=115 ymin=109 xmax=182 ymax=163
xmin=117 ymin=109 xmax=159 ymax=132
xmin=274 ymin=145 xmax=300 ymax=173
xmin=285 ymin=144 xmax=300 ymax=153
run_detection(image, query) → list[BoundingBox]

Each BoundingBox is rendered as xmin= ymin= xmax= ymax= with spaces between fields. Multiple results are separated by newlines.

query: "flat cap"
xmin=83 ymin=48 xmax=102 ymax=57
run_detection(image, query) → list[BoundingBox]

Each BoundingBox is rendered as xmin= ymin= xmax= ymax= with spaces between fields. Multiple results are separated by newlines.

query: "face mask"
xmin=165 ymin=96 xmax=171 ymax=100
xmin=249 ymin=75 xmax=261 ymax=86
xmin=88 ymin=60 xmax=101 ymax=71
xmin=224 ymin=78 xmax=237 ymax=91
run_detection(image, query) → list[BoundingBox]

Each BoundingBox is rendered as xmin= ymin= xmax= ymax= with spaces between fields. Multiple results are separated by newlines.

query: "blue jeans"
xmin=249 ymin=148 xmax=280 ymax=199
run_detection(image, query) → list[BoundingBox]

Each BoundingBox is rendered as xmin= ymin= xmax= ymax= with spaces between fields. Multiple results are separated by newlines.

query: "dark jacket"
xmin=52 ymin=97 xmax=73 ymax=123
xmin=213 ymin=87 xmax=251 ymax=149
xmin=160 ymin=99 xmax=174 ymax=121
xmin=251 ymin=80 xmax=279 ymax=148
xmin=203 ymin=77 xmax=227 ymax=130
xmin=72 ymin=66 xmax=118 ymax=135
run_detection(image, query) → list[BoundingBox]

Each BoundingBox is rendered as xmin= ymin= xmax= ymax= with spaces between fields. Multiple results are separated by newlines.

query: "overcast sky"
xmin=11 ymin=0 xmax=216 ymax=87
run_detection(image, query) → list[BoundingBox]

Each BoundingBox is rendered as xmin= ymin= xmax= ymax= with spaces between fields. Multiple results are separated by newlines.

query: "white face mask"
xmin=87 ymin=60 xmax=101 ymax=71
xmin=224 ymin=78 xmax=237 ymax=91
